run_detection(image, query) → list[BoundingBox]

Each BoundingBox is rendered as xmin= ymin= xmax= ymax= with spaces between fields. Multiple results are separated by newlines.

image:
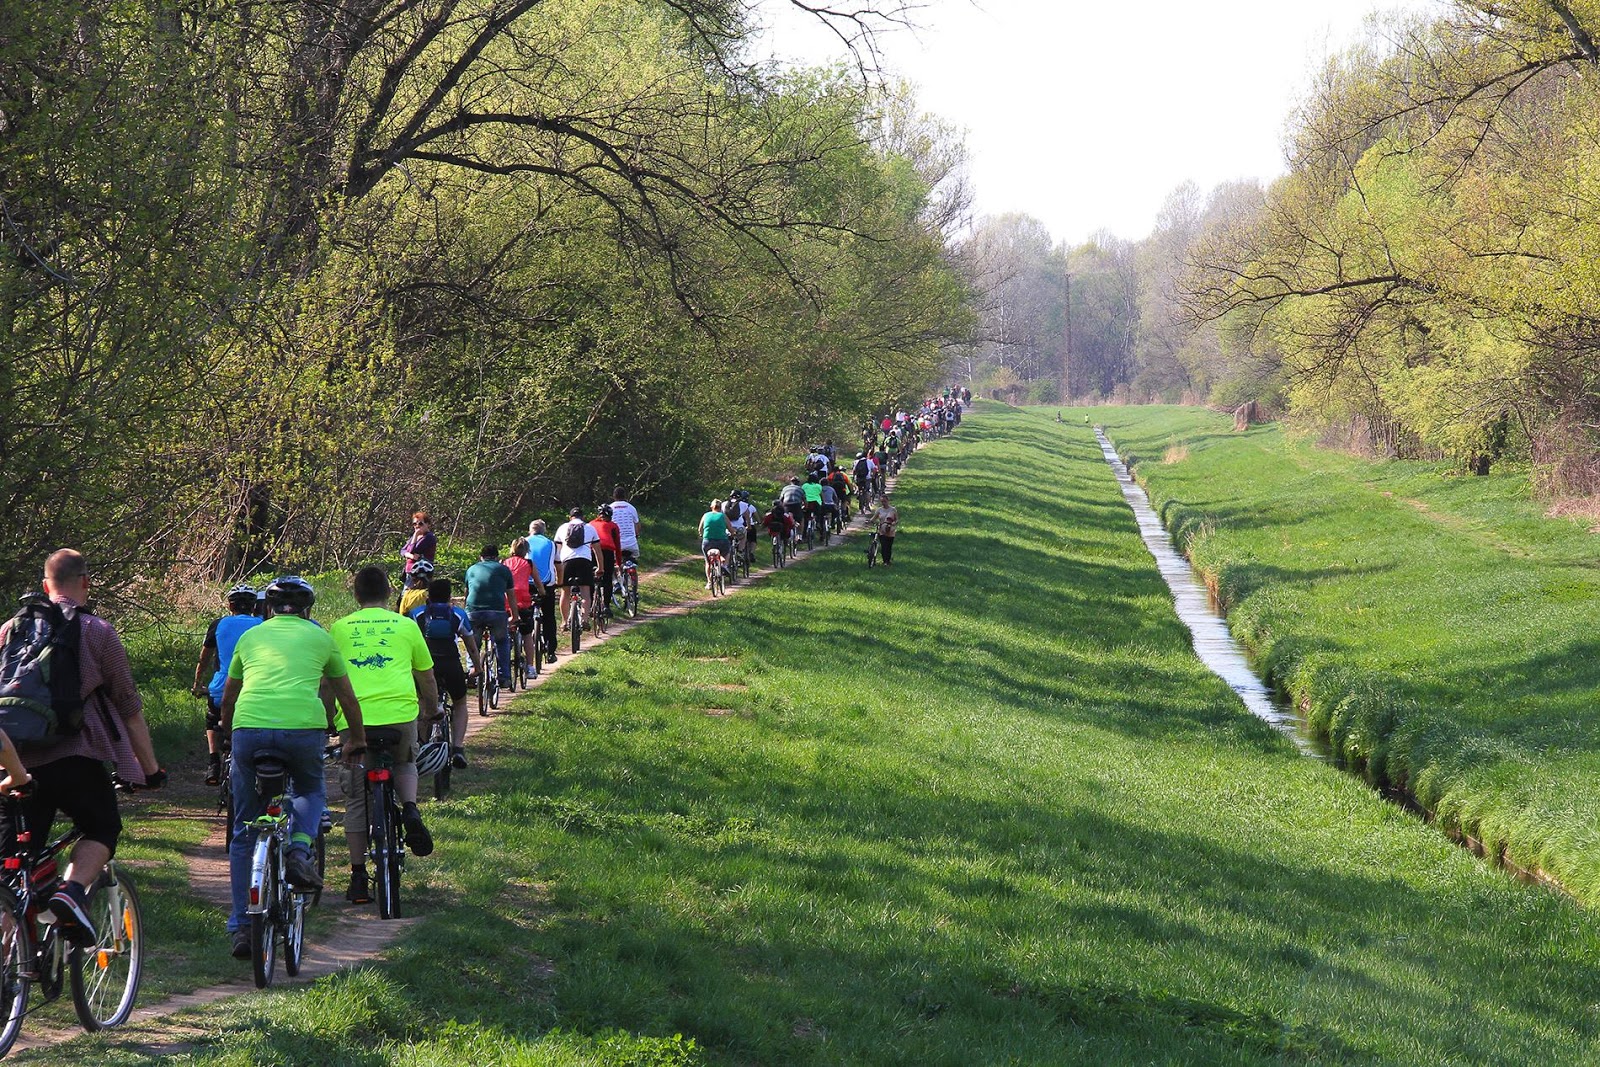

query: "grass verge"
xmin=23 ymin=402 xmax=1600 ymax=1065
xmin=1089 ymin=403 xmax=1600 ymax=902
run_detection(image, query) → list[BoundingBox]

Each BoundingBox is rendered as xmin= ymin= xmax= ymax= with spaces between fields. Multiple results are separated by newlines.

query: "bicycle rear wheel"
xmin=0 ymin=885 xmax=32 ymax=1056
xmin=250 ymin=847 xmax=278 ymax=989
xmin=625 ymin=573 xmax=639 ymax=618
xmin=569 ymin=598 xmax=582 ymax=654
xmin=370 ymin=782 xmax=402 ymax=920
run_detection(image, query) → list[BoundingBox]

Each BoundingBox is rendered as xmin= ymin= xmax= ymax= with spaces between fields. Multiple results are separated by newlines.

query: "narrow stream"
xmin=1095 ymin=429 xmax=1320 ymax=756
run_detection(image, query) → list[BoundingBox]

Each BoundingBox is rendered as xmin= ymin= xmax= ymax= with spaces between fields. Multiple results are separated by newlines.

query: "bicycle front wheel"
xmin=0 ymin=885 xmax=32 ymax=1055
xmin=71 ymin=869 xmax=144 ymax=1027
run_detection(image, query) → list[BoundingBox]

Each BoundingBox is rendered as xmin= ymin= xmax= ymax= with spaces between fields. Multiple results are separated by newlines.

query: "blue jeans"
xmin=228 ymin=727 xmax=328 ymax=933
xmin=469 ymin=609 xmax=510 ymax=683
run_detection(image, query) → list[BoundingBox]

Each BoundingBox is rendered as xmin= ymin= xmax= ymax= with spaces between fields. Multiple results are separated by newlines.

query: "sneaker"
xmin=705 ymin=582 xmax=712 ymax=590
xmin=205 ymin=756 xmax=222 ymax=787
xmin=285 ymin=849 xmax=323 ymax=890
xmin=345 ymin=866 xmax=372 ymax=905
xmin=48 ymin=881 xmax=92 ymax=931
xmin=450 ymin=747 xmax=468 ymax=769
xmin=402 ymin=804 xmax=434 ymax=857
xmin=231 ymin=927 xmax=252 ymax=959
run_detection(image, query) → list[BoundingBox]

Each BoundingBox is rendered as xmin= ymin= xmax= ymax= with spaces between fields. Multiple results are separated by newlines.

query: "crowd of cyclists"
xmin=0 ymin=389 xmax=967 ymax=1038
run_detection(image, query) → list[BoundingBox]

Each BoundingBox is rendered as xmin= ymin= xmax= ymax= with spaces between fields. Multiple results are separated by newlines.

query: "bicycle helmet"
xmin=415 ymin=739 xmax=450 ymax=777
xmin=225 ymin=583 xmax=258 ymax=608
xmin=262 ymin=575 xmax=315 ymax=615
xmin=410 ymin=559 xmax=435 ymax=580
xmin=598 ymin=503 xmax=613 ymax=519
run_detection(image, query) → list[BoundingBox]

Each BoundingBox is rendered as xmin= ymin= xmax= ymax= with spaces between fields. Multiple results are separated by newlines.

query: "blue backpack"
xmin=418 ymin=602 xmax=458 ymax=643
xmin=0 ymin=595 xmax=87 ymax=746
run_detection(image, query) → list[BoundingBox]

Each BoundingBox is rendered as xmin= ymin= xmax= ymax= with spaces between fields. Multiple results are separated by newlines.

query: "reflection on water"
xmin=1096 ymin=430 xmax=1319 ymax=756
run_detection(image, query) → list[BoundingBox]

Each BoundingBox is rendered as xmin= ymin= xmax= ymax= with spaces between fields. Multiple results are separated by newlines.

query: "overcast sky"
xmin=756 ymin=0 xmax=1443 ymax=246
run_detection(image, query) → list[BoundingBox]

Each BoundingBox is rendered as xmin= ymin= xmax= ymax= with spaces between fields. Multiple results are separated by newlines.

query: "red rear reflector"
xmin=2 ymin=859 xmax=19 ymax=871
xmin=249 ymin=887 xmax=259 ymax=905
xmin=367 ymin=769 xmax=390 ymax=782
xmin=266 ymin=804 xmax=282 ymax=816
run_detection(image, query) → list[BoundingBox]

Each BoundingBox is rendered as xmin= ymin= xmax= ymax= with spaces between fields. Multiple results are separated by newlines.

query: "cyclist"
xmin=221 ymin=575 xmax=361 ymax=959
xmin=801 ymin=474 xmax=824 ymax=542
xmin=0 ymin=549 xmax=161 ymax=936
xmin=698 ymin=499 xmax=732 ymax=588
xmin=502 ymin=538 xmax=547 ymax=670
xmin=409 ymin=577 xmax=483 ymax=769
xmin=591 ymin=506 xmax=621 ymax=614
xmin=762 ymin=500 xmax=795 ymax=545
xmin=464 ymin=545 xmax=515 ymax=689
xmin=720 ymin=495 xmax=744 ymax=579
xmin=332 ymin=565 xmax=438 ymax=905
xmin=526 ymin=519 xmax=559 ymax=664
xmin=409 ymin=575 xmax=476 ymax=767
xmin=736 ymin=490 xmax=761 ymax=563
xmin=609 ymin=486 xmax=642 ymax=568
xmin=192 ymin=583 xmax=262 ymax=787
xmin=818 ymin=477 xmax=839 ymax=535
xmin=397 ymin=559 xmax=433 ymax=616
xmin=552 ymin=508 xmax=600 ymax=632
xmin=779 ymin=477 xmax=805 ymax=535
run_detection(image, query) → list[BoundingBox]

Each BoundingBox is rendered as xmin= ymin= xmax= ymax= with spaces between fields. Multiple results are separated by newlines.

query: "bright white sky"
xmin=756 ymin=0 xmax=1444 ymax=245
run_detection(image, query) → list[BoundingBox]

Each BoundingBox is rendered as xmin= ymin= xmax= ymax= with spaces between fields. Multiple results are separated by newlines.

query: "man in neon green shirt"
xmin=331 ymin=565 xmax=440 ymax=905
xmin=221 ymin=575 xmax=364 ymax=960
xmin=801 ymin=473 xmax=825 ymax=542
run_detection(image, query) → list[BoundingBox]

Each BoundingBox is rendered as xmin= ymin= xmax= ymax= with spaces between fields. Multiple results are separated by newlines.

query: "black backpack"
xmin=0 ymin=595 xmax=87 ymax=745
xmin=565 ymin=521 xmax=586 ymax=549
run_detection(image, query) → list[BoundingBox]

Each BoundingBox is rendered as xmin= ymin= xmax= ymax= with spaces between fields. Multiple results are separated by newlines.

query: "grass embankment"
xmin=30 ymin=401 xmax=1600 ymax=1065
xmin=1091 ymin=404 xmax=1600 ymax=900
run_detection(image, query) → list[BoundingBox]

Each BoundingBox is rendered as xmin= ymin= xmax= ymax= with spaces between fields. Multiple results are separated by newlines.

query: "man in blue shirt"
xmin=464 ymin=545 xmax=515 ymax=687
xmin=526 ymin=519 xmax=559 ymax=663
xmin=191 ymin=584 xmax=262 ymax=787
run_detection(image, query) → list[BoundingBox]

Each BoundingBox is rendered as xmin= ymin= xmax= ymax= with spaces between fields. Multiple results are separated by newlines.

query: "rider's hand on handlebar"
xmin=143 ymin=768 xmax=169 ymax=790
xmin=341 ymin=737 xmax=366 ymax=768
xmin=0 ymin=772 xmax=33 ymax=797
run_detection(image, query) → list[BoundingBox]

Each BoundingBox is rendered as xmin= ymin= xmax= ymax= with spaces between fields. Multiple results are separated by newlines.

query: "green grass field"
xmin=27 ymin=403 xmax=1600 ymax=1065
xmin=1090 ymin=404 xmax=1600 ymax=901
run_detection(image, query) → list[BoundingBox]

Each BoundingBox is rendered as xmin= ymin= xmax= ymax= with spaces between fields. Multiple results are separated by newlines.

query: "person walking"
xmin=874 ymin=500 xmax=900 ymax=566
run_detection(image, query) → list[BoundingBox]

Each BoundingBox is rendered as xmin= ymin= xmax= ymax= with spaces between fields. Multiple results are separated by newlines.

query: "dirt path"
xmin=14 ymin=481 xmax=897 ymax=1054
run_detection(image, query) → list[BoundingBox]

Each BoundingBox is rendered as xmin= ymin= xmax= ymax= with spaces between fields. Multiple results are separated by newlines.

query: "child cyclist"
xmin=191 ymin=584 xmax=263 ymax=785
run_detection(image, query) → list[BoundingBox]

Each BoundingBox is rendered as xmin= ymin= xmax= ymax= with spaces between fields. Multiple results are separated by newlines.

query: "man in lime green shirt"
xmin=221 ymin=575 xmax=364 ymax=960
xmin=331 ymin=564 xmax=440 ymax=905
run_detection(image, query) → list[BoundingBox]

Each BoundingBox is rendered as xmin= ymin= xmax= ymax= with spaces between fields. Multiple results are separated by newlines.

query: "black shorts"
xmin=562 ymin=557 xmax=595 ymax=587
xmin=784 ymin=503 xmax=803 ymax=523
xmin=428 ymin=641 xmax=468 ymax=701
xmin=515 ymin=606 xmax=537 ymax=635
xmin=3 ymin=755 xmax=122 ymax=855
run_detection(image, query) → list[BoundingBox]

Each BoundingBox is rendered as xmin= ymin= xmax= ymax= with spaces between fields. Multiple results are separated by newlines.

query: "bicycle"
xmin=241 ymin=752 xmax=313 ymax=987
xmin=525 ymin=603 xmax=544 ymax=678
xmin=771 ymin=533 xmax=785 ymax=570
xmin=428 ymin=694 xmax=454 ymax=800
xmin=566 ymin=585 xmax=586 ymax=654
xmin=509 ymin=627 xmax=526 ymax=693
xmin=866 ymin=529 xmax=881 ymax=567
xmin=619 ymin=557 xmax=640 ymax=618
xmin=705 ymin=550 xmax=725 ymax=597
xmin=362 ymin=726 xmax=409 ymax=920
xmin=588 ymin=582 xmax=609 ymax=636
xmin=738 ymin=534 xmax=753 ymax=579
xmin=474 ymin=621 xmax=500 ymax=716
xmin=0 ymin=783 xmax=144 ymax=1054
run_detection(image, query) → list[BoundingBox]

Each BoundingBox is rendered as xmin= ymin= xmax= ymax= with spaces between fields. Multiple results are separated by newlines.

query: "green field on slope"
xmin=1092 ymin=405 xmax=1600 ymax=903
xmin=35 ymin=402 xmax=1600 ymax=1066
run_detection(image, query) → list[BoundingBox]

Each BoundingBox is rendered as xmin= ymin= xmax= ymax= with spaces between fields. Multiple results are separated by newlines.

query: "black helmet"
xmin=263 ymin=575 xmax=315 ymax=615
xmin=598 ymin=503 xmax=614 ymax=519
xmin=226 ymin=583 xmax=258 ymax=609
